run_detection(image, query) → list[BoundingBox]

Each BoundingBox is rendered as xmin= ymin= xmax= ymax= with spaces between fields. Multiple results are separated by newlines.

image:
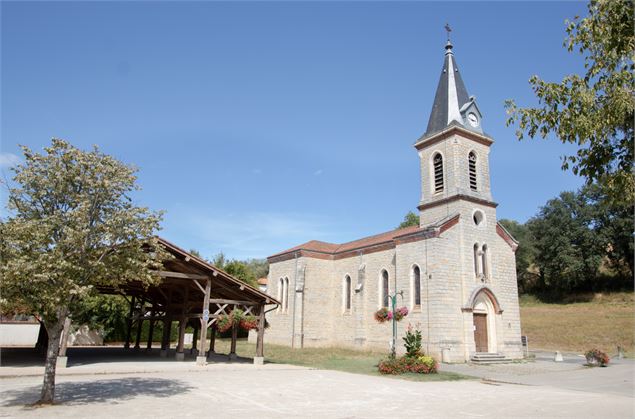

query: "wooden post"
xmin=175 ymin=318 xmax=186 ymax=360
xmin=176 ymin=287 xmax=189 ymax=360
xmin=160 ymin=317 xmax=171 ymax=357
xmin=134 ymin=311 xmax=143 ymax=350
xmin=196 ymin=278 xmax=211 ymax=365
xmin=191 ymin=326 xmax=198 ymax=355
xmin=160 ymin=289 xmax=173 ymax=357
xmin=124 ymin=296 xmax=136 ymax=349
xmin=256 ymin=304 xmax=265 ymax=358
xmin=56 ymin=317 xmax=72 ymax=369
xmin=146 ymin=307 xmax=155 ymax=350
xmin=58 ymin=318 xmax=72 ymax=357
xmin=229 ymin=322 xmax=238 ymax=360
xmin=208 ymin=325 xmax=216 ymax=355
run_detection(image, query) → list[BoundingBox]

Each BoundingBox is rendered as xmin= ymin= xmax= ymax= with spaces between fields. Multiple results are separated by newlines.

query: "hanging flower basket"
xmin=230 ymin=308 xmax=245 ymax=323
xmin=374 ymin=307 xmax=392 ymax=323
xmin=239 ymin=315 xmax=259 ymax=331
xmin=394 ymin=306 xmax=409 ymax=322
xmin=216 ymin=314 xmax=233 ymax=333
xmin=374 ymin=306 xmax=409 ymax=323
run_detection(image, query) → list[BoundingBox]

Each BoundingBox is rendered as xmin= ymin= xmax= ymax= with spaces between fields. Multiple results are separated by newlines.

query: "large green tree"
xmin=0 ymin=139 xmax=166 ymax=404
xmin=527 ymin=189 xmax=604 ymax=293
xmin=211 ymin=251 xmax=261 ymax=287
xmin=498 ymin=219 xmax=538 ymax=294
xmin=506 ymin=0 xmax=634 ymax=204
xmin=397 ymin=211 xmax=420 ymax=229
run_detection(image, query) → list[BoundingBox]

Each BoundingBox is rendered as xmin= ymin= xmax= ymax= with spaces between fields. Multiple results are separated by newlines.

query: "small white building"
xmin=263 ymin=40 xmax=523 ymax=363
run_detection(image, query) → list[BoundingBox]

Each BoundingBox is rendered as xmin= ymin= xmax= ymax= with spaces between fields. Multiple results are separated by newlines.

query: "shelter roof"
xmin=97 ymin=237 xmax=279 ymax=307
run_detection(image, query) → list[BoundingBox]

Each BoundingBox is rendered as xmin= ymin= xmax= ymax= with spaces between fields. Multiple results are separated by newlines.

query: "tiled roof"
xmin=269 ymin=225 xmax=422 ymax=258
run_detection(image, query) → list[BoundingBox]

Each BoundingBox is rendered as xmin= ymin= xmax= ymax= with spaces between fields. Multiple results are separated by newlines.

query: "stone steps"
xmin=470 ymin=352 xmax=512 ymax=364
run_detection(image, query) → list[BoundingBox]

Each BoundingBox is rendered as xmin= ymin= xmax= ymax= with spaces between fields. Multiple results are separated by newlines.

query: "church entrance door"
xmin=473 ymin=313 xmax=488 ymax=352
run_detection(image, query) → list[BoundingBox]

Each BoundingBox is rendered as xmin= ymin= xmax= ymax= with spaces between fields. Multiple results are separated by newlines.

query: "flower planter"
xmin=239 ymin=317 xmax=259 ymax=331
xmin=585 ymin=349 xmax=609 ymax=367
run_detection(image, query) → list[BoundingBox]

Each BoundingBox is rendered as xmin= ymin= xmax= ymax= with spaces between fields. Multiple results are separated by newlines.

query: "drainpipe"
xmin=393 ymin=249 xmax=398 ymax=353
xmin=300 ymin=265 xmax=305 ymax=349
xmin=291 ymin=251 xmax=298 ymax=348
xmin=425 ymin=238 xmax=430 ymax=354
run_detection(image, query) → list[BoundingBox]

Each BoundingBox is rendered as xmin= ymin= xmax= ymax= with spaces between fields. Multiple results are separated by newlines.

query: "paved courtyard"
xmin=0 ymin=356 xmax=633 ymax=418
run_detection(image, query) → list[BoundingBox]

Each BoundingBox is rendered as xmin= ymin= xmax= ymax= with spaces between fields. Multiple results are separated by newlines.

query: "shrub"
xmin=585 ymin=348 xmax=610 ymax=367
xmin=403 ymin=323 xmax=422 ymax=357
xmin=378 ymin=357 xmax=403 ymax=374
xmin=378 ymin=354 xmax=438 ymax=375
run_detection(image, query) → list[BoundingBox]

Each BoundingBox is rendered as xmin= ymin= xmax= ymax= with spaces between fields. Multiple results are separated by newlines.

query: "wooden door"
xmin=473 ymin=313 xmax=488 ymax=353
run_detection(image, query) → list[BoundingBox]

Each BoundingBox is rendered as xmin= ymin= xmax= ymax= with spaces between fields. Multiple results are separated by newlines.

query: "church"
xmin=261 ymin=39 xmax=523 ymax=363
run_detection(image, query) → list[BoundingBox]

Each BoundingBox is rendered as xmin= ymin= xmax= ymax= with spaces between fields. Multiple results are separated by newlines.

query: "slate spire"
xmin=425 ymin=39 xmax=471 ymax=135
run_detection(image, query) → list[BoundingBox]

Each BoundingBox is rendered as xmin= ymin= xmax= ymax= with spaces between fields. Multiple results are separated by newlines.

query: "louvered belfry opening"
xmin=469 ymin=152 xmax=477 ymax=191
xmin=433 ymin=153 xmax=444 ymax=193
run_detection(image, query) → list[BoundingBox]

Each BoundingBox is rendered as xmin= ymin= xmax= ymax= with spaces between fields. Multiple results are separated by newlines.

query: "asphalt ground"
xmin=1 ymin=347 xmax=634 ymax=418
xmin=1 ymin=367 xmax=634 ymax=418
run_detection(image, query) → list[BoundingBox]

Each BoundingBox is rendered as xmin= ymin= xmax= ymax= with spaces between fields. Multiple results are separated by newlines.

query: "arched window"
xmin=433 ymin=153 xmax=444 ymax=193
xmin=278 ymin=278 xmax=284 ymax=312
xmin=473 ymin=243 xmax=480 ymax=277
xmin=283 ymin=277 xmax=290 ymax=312
xmin=412 ymin=266 xmax=421 ymax=309
xmin=381 ymin=270 xmax=389 ymax=308
xmin=344 ymin=275 xmax=352 ymax=312
xmin=468 ymin=152 xmax=477 ymax=191
xmin=481 ymin=245 xmax=489 ymax=280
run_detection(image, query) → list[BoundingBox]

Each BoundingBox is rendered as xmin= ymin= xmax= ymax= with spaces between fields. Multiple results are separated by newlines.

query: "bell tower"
xmin=414 ymin=37 xmax=498 ymax=226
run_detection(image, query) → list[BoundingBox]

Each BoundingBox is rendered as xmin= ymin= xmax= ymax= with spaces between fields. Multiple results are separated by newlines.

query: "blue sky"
xmin=1 ymin=1 xmax=587 ymax=260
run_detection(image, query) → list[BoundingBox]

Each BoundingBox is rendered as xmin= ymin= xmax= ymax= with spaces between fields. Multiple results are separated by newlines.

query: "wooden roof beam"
xmin=158 ymin=270 xmax=209 ymax=280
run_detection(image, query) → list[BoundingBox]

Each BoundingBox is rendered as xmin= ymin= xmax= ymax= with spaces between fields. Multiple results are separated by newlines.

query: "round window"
xmin=473 ymin=210 xmax=484 ymax=226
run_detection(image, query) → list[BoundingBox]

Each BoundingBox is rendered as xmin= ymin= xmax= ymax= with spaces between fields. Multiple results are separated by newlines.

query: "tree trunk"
xmin=39 ymin=309 xmax=68 ymax=404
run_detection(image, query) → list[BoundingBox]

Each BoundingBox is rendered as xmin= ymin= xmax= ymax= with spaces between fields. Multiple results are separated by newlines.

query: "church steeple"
xmin=415 ymin=30 xmax=495 ymax=226
xmin=425 ymin=36 xmax=483 ymax=136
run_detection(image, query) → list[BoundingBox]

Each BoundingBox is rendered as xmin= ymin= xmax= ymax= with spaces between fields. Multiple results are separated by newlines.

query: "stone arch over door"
xmin=467 ymin=287 xmax=502 ymax=353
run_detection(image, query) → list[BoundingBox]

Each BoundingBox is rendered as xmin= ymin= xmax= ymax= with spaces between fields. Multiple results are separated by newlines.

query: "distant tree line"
xmin=398 ymin=183 xmax=633 ymax=298
xmin=500 ymin=184 xmax=632 ymax=297
xmin=191 ymin=250 xmax=268 ymax=289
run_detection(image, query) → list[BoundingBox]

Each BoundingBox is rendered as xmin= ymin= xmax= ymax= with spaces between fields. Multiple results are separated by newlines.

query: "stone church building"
xmin=262 ymin=40 xmax=523 ymax=362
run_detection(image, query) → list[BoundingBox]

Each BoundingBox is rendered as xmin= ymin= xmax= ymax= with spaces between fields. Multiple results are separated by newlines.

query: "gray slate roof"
xmin=425 ymin=42 xmax=471 ymax=135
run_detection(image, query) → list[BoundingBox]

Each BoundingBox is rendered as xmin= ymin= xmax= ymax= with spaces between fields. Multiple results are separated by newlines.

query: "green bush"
xmin=403 ymin=324 xmax=422 ymax=357
xmin=585 ymin=348 xmax=610 ymax=367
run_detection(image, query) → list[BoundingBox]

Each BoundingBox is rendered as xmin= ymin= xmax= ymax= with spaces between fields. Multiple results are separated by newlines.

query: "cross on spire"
xmin=444 ymin=23 xmax=452 ymax=42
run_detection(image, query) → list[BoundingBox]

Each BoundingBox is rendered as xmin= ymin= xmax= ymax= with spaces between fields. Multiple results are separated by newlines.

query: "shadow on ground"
xmin=1 ymin=377 xmax=194 ymax=406
xmin=1 ymin=347 xmax=254 ymax=367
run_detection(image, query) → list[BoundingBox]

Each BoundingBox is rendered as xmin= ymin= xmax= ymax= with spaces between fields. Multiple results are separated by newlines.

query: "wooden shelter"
xmin=58 ymin=237 xmax=279 ymax=365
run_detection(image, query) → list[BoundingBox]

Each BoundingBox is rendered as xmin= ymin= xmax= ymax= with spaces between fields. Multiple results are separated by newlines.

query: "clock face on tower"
xmin=467 ymin=112 xmax=479 ymax=127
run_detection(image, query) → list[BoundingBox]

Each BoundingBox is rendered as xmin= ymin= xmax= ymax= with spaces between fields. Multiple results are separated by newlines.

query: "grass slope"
xmin=519 ymin=292 xmax=634 ymax=355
